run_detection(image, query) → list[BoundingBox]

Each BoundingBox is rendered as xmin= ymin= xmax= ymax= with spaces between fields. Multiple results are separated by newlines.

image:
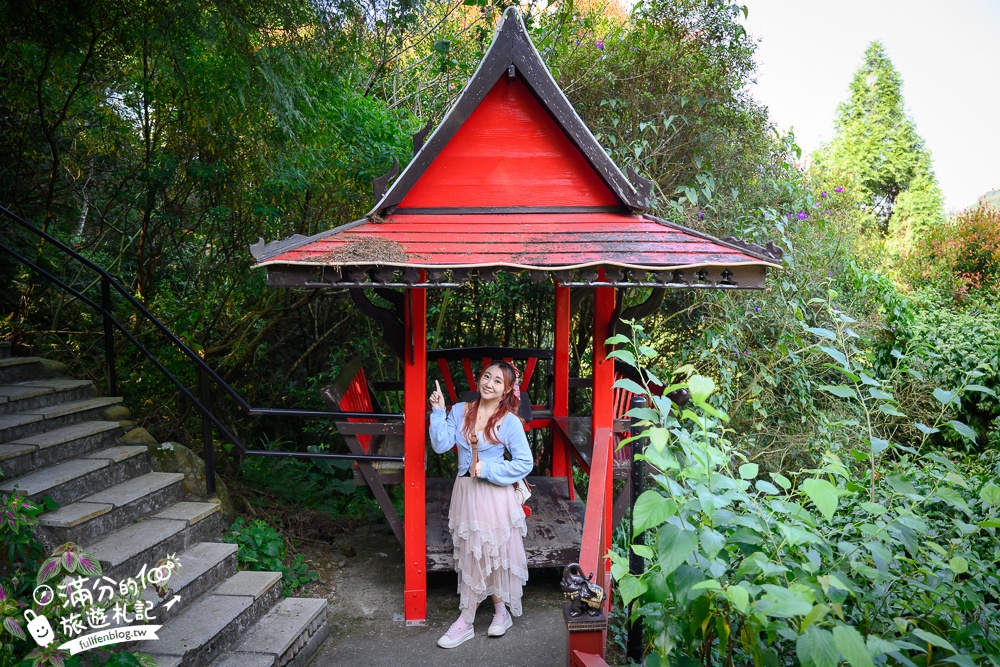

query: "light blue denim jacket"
xmin=429 ymin=402 xmax=532 ymax=485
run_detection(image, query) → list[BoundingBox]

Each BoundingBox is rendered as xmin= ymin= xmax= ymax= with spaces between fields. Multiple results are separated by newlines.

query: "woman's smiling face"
xmin=478 ymin=364 xmax=508 ymax=400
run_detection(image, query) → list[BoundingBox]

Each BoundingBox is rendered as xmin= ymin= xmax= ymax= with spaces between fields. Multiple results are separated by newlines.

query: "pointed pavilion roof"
xmin=251 ymin=7 xmax=781 ymax=288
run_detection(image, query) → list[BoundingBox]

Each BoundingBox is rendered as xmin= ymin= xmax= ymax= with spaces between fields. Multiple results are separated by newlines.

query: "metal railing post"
xmin=199 ymin=366 xmax=217 ymax=497
xmin=627 ymin=395 xmax=647 ymax=664
xmin=100 ymin=277 xmax=117 ymax=396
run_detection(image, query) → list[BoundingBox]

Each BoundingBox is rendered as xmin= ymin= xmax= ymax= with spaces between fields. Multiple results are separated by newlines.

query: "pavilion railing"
xmin=0 ymin=204 xmax=404 ymax=496
xmin=566 ymin=425 xmax=613 ymax=667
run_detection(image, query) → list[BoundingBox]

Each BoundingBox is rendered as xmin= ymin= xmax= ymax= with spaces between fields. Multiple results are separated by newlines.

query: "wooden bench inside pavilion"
xmin=250 ymin=6 xmax=781 ymax=638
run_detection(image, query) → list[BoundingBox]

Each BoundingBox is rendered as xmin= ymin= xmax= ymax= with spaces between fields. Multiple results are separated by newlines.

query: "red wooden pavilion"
xmin=251 ymin=6 xmax=780 ymax=656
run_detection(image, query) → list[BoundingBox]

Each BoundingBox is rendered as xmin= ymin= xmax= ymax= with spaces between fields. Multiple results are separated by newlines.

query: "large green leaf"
xmin=819 ymin=384 xmax=857 ymax=400
xmin=613 ymin=377 xmax=647 ymax=396
xmin=699 ymin=526 xmax=726 ymax=560
xmin=688 ymin=375 xmax=715 ymax=404
xmin=617 ymin=574 xmax=648 ymax=606
xmin=656 ymin=524 xmax=698 ymax=575
xmin=833 ymin=626 xmax=874 ymax=667
xmin=796 ymin=626 xmax=839 ymax=667
xmin=934 ymin=486 xmax=972 ymax=516
xmin=807 ymin=327 xmax=837 ymax=341
xmin=979 ymin=482 xmax=1000 ymax=506
xmin=819 ymin=346 xmax=849 ymax=367
xmin=724 ymin=585 xmax=749 ymax=614
xmin=633 ymin=490 xmax=677 ymax=535
xmin=912 ymin=628 xmax=956 ymax=653
xmin=607 ymin=349 xmax=637 ymax=367
xmin=800 ymin=478 xmax=838 ymax=520
xmin=738 ymin=463 xmax=759 ymax=479
xmin=965 ymin=383 xmax=998 ymax=397
xmin=944 ymin=419 xmax=977 ymax=443
xmin=932 ymin=388 xmax=959 ymax=405
xmin=759 ymin=584 xmax=812 ymax=617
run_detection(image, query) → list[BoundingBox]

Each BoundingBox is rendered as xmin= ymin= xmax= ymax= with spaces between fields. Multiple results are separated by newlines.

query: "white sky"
xmin=741 ymin=0 xmax=1000 ymax=212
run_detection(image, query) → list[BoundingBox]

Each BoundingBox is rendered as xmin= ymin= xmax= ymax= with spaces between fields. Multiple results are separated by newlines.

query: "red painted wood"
xmin=298 ymin=241 xmax=731 ymax=256
xmin=570 ymin=424 xmax=612 ymax=666
xmin=400 ymin=78 xmax=619 ymax=209
xmin=404 ymin=284 xmax=428 ymax=622
xmin=338 ymin=366 xmax=376 ymax=451
xmin=291 ymin=251 xmax=745 ymax=269
xmin=266 ymin=212 xmax=775 ymax=271
xmin=437 ymin=358 xmax=458 ymax=404
xmin=462 ymin=359 xmax=476 ymax=390
xmin=592 ymin=284 xmax=616 ymax=602
xmin=570 ymin=650 xmax=611 ymax=667
xmin=553 ymin=284 xmax=571 ymax=497
xmin=521 ymin=357 xmax=537 ymax=395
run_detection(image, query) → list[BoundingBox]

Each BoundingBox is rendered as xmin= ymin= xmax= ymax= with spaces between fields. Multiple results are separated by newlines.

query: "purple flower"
xmin=755 ymin=306 xmax=760 ymax=312
xmin=596 ymin=40 xmax=605 ymax=50
xmin=786 ymin=213 xmax=793 ymax=219
xmin=796 ymin=211 xmax=808 ymax=221
xmin=834 ymin=186 xmax=844 ymax=193
xmin=821 ymin=191 xmax=827 ymax=198
xmin=697 ymin=209 xmax=705 ymax=220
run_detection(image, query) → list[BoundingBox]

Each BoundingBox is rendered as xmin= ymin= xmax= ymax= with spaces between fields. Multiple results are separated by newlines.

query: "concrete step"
xmin=0 ymin=420 xmax=121 ymax=478
xmin=212 ymin=597 xmax=329 ymax=667
xmin=0 ymin=445 xmax=148 ymax=506
xmin=0 ymin=396 xmax=124 ymax=442
xmin=139 ymin=541 xmax=240 ymax=626
xmin=0 ymin=379 xmax=96 ymax=415
xmin=144 ymin=570 xmax=284 ymax=667
xmin=86 ymin=501 xmax=225 ymax=582
xmin=0 ymin=357 xmax=44 ymax=384
xmin=37 ymin=471 xmax=185 ymax=545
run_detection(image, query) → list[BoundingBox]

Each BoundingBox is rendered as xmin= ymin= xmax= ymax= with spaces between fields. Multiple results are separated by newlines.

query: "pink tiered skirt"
xmin=449 ymin=476 xmax=529 ymax=616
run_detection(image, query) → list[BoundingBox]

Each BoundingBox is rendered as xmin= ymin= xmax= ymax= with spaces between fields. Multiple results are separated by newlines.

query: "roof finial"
xmin=373 ymin=157 xmax=400 ymax=203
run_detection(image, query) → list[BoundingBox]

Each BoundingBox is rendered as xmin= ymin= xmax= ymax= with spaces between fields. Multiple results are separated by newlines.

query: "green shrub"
xmin=609 ymin=320 xmax=1000 ymax=666
xmin=901 ymin=203 xmax=1000 ymax=301
xmin=224 ymin=518 xmax=318 ymax=595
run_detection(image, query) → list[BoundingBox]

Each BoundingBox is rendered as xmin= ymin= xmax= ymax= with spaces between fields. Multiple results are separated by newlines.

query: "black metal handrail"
xmin=0 ymin=204 xmax=404 ymax=495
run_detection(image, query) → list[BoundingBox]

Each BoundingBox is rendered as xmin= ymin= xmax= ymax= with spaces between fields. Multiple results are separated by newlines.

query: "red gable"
xmin=250 ymin=7 xmax=783 ymax=288
xmin=399 ymin=78 xmax=618 ymax=210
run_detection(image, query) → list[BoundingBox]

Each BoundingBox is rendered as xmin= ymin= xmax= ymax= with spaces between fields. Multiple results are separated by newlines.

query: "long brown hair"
xmin=462 ymin=361 xmax=520 ymax=444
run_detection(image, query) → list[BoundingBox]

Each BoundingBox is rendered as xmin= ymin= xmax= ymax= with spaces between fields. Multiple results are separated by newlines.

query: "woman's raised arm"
xmin=429 ymin=401 xmax=463 ymax=454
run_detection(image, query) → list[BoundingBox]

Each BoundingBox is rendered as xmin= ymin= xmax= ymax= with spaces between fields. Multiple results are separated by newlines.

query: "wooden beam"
xmin=403 ymin=281 xmax=428 ymax=623
xmin=553 ymin=283 xmax=571 ymax=498
xmin=595 ymin=286 xmax=616 ymax=590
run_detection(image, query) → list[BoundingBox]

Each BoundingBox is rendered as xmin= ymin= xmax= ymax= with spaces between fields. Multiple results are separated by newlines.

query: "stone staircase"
xmin=0 ymin=349 xmax=328 ymax=667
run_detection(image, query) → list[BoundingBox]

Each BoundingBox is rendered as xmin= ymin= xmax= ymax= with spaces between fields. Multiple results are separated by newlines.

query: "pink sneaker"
xmin=488 ymin=608 xmax=513 ymax=637
xmin=438 ymin=617 xmax=474 ymax=648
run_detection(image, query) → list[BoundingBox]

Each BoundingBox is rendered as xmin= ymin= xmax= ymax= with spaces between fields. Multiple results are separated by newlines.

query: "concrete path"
xmin=308 ymin=522 xmax=569 ymax=667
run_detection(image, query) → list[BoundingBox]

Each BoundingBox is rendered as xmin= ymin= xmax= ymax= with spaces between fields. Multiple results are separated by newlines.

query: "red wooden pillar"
xmin=592 ymin=284 xmax=616 ymax=588
xmin=553 ymin=283 xmax=572 ymax=498
xmin=403 ymin=283 xmax=428 ymax=623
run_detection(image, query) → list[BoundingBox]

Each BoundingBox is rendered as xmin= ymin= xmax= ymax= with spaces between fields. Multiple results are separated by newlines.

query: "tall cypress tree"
xmin=815 ymin=41 xmax=943 ymax=235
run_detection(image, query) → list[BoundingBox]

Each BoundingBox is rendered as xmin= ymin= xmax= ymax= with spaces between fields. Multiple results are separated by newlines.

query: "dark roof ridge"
xmin=368 ymin=6 xmax=652 ymax=216
xmin=644 ymin=214 xmax=784 ymax=265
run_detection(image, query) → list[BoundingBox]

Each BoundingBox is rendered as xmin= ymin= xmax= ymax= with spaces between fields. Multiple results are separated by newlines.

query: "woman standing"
xmin=429 ymin=360 xmax=533 ymax=648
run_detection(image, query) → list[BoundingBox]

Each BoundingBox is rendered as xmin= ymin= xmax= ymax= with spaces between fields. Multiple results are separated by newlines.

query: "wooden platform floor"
xmin=426 ymin=476 xmax=584 ymax=572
